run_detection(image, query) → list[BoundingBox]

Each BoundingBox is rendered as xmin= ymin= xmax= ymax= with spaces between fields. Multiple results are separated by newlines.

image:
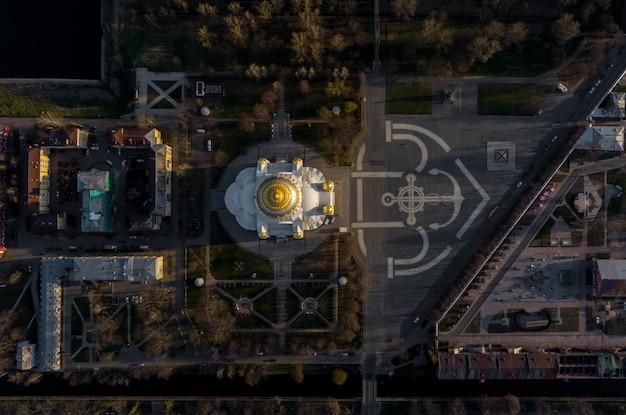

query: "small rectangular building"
xmin=16 ymin=341 xmax=37 ymax=370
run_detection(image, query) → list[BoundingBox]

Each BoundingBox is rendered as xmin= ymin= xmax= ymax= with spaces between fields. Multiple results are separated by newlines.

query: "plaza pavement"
xmin=359 ymin=38 xmax=626 ymax=372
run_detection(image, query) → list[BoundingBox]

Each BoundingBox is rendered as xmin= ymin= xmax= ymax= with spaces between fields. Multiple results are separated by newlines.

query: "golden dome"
xmin=256 ymin=175 xmax=301 ymax=219
xmin=323 ymin=204 xmax=334 ymax=215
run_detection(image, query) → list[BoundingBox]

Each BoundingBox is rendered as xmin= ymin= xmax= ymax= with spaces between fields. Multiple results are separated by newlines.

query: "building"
xmin=589 ymin=92 xmax=625 ymax=121
xmin=437 ymin=352 xmax=558 ymax=380
xmin=110 ymin=128 xmax=161 ymax=147
xmin=225 ymin=157 xmax=335 ymax=239
xmin=527 ymin=353 xmax=557 ymax=379
xmin=592 ymin=259 xmax=626 ymax=297
xmin=25 ymin=146 xmax=52 ymax=215
xmin=437 ymin=353 xmax=467 ymax=379
xmin=467 ymin=353 xmax=498 ymax=381
xmin=497 ymin=353 xmax=528 ymax=379
xmin=575 ymin=125 xmax=625 ymax=152
xmin=16 ymin=341 xmax=37 ymax=370
xmin=25 ymin=126 xmax=171 ymax=233
xmin=77 ymin=170 xmax=114 ymax=232
xmin=127 ymin=143 xmax=172 ymax=231
xmin=35 ymin=128 xmax=88 ymax=148
xmin=38 ymin=256 xmax=164 ymax=371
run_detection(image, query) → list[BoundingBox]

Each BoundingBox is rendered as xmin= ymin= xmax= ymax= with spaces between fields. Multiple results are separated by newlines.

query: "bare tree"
xmin=552 ymin=13 xmax=580 ymax=46
xmin=390 ymin=0 xmax=417 ymax=22
xmin=507 ymin=22 xmax=528 ymax=49
xmin=504 ymin=394 xmax=521 ymax=415
xmin=291 ymin=363 xmax=305 ymax=383
xmin=290 ymin=32 xmax=309 ymax=64
xmin=298 ymin=79 xmax=311 ymax=96
xmin=469 ymin=36 xmax=502 ymax=64
xmin=198 ymin=3 xmax=218 ymax=17
xmin=328 ymin=34 xmax=348 ymax=53
xmin=256 ymin=0 xmax=274 ymax=21
xmin=253 ymin=103 xmax=271 ymax=121
xmin=197 ymin=25 xmax=217 ymax=49
xmin=449 ymin=397 xmax=466 ymax=415
xmin=246 ymin=63 xmax=269 ymax=80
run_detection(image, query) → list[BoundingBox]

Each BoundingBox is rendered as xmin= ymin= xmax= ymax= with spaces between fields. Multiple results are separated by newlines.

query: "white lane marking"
xmin=392 ymin=123 xmax=451 ymax=153
xmin=393 ymin=246 xmax=453 ymax=276
xmin=394 ymin=226 xmax=428 ymax=266
xmin=455 ymin=159 xmax=490 ymax=239
xmin=357 ymin=179 xmax=363 ymax=221
xmin=351 ymin=171 xmax=404 ymax=178
xmin=358 ymin=229 xmax=367 ymax=257
xmin=356 ymin=143 xmax=366 ymax=171
xmin=387 ymin=257 xmax=394 ymax=279
xmin=392 ymin=133 xmax=427 ymax=172
xmin=427 ymin=168 xmax=464 ymax=231
xmin=352 ymin=222 xmax=405 ymax=228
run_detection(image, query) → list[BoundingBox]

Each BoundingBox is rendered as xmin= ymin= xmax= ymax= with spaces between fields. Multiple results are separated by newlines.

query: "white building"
xmin=225 ymin=158 xmax=335 ymax=239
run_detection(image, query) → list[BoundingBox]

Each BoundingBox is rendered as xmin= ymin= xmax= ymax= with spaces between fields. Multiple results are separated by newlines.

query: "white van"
xmin=207 ymin=139 xmax=212 ymax=152
xmin=196 ymin=128 xmax=206 ymax=134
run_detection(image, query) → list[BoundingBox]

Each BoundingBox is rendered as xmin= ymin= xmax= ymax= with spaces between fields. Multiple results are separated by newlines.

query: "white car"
xmin=413 ymin=316 xmax=420 ymax=324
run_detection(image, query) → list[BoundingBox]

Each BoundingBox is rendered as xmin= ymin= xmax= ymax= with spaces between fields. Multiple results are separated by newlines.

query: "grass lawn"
xmin=0 ymin=84 xmax=122 ymax=118
xmin=0 ymin=274 xmax=30 ymax=313
xmin=291 ymin=313 xmax=327 ymax=329
xmin=222 ymin=283 xmax=272 ymax=300
xmin=587 ymin=221 xmax=605 ymax=247
xmin=607 ymin=167 xmax=626 ymax=189
xmin=234 ymin=313 xmax=272 ymax=329
xmin=465 ymin=313 xmax=481 ymax=334
xmin=210 ymin=243 xmax=273 ymax=280
xmin=553 ymin=205 xmax=578 ymax=226
xmin=487 ymin=309 xmax=522 ymax=333
xmin=477 ymin=83 xmax=551 ymax=115
xmin=253 ymin=289 xmax=278 ymax=323
xmin=186 ymin=246 xmax=207 ymax=282
xmin=545 ymin=307 xmax=579 ymax=332
xmin=285 ymin=289 xmax=302 ymax=321
xmin=439 ymin=301 xmax=471 ymax=332
xmin=316 ymin=290 xmax=335 ymax=321
xmin=533 ymin=217 xmax=555 ymax=246
xmin=605 ymin=317 xmax=626 ymax=335
xmin=386 ymin=82 xmax=434 ymax=115
xmin=210 ymin=122 xmax=271 ymax=168
xmin=470 ymin=48 xmax=554 ymax=77
xmin=292 ymin=239 xmax=338 ymax=279
xmin=291 ymin=283 xmax=328 ymax=299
